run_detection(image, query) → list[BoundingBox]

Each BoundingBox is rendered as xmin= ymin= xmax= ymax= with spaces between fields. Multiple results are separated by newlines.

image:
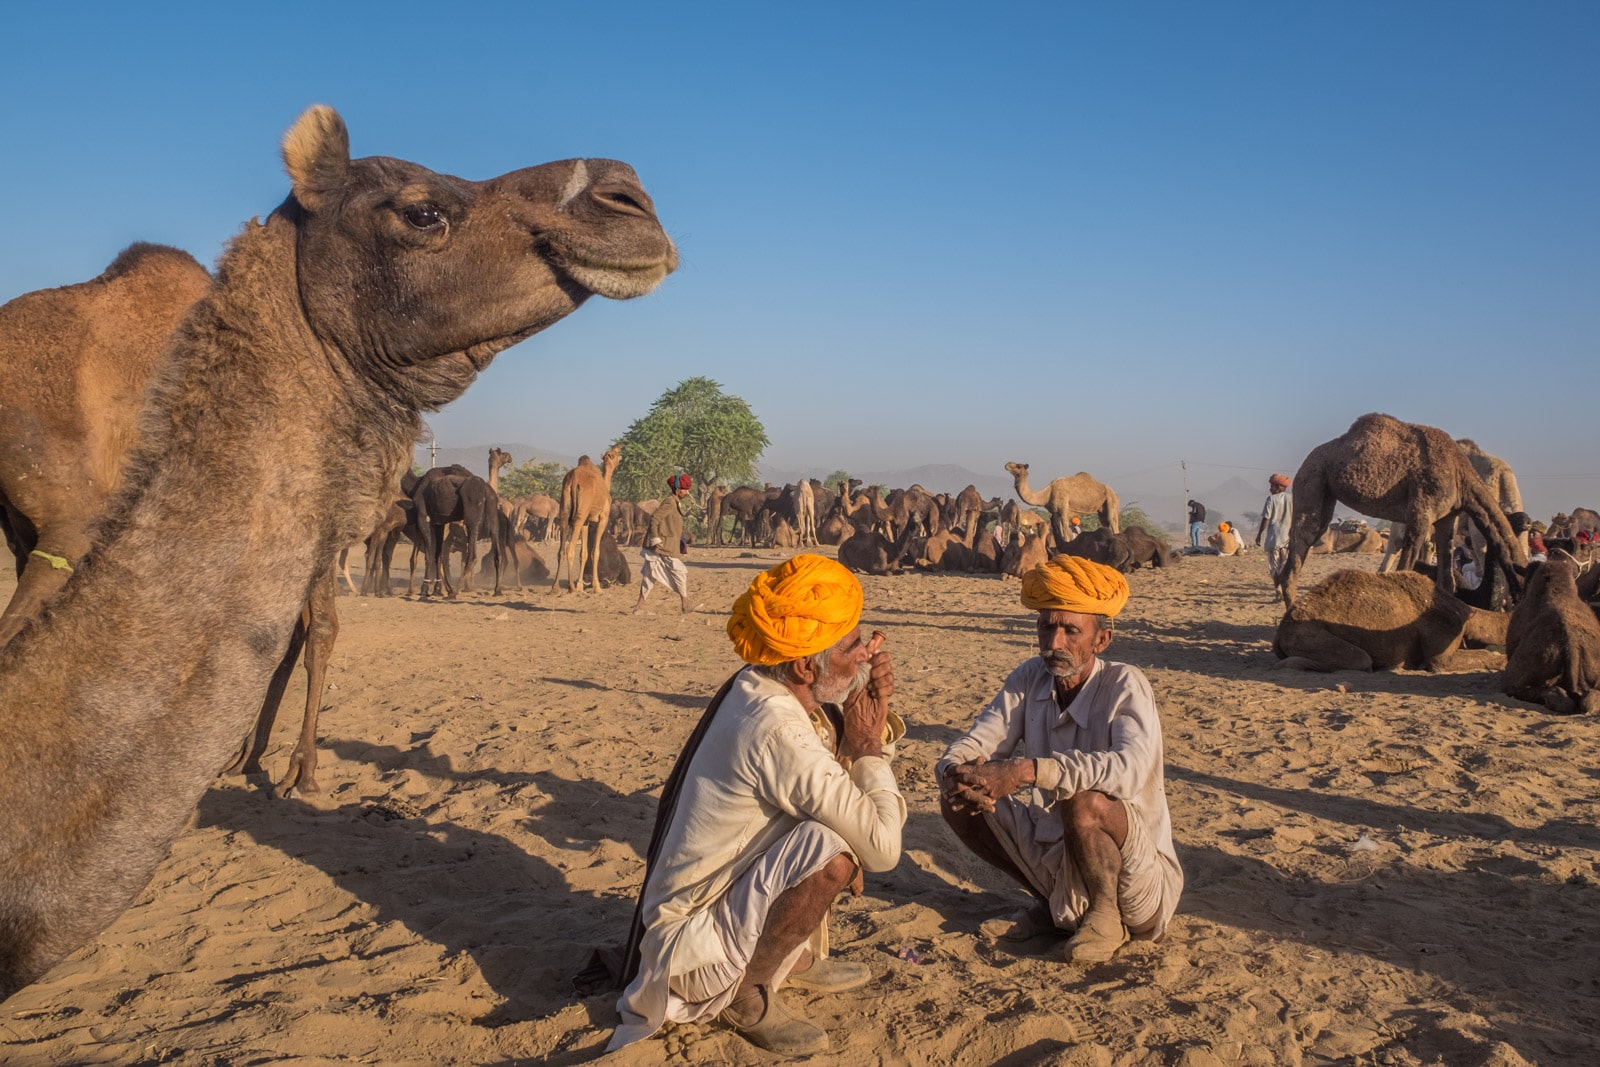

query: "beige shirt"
xmin=610 ymin=667 xmax=906 ymax=1049
xmin=936 ymin=656 xmax=1182 ymax=935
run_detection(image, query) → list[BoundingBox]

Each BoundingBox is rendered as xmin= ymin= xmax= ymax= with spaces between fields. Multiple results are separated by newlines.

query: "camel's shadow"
xmin=201 ymin=752 xmax=657 ymax=1027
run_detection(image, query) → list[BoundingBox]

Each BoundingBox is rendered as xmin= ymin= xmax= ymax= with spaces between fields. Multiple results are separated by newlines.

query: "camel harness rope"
xmin=1550 ymin=547 xmax=1593 ymax=576
xmin=29 ymin=549 xmax=74 ymax=573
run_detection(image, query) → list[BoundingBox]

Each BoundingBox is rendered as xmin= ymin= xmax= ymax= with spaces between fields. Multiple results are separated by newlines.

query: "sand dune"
xmin=1 ymin=546 xmax=1595 ymax=1066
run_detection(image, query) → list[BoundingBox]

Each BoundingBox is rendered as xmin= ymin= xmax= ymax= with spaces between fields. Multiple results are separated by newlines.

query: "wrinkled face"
xmin=1037 ymin=609 xmax=1112 ymax=685
xmin=810 ymin=625 xmax=870 ymax=705
xmin=280 ymin=107 xmax=676 ymax=408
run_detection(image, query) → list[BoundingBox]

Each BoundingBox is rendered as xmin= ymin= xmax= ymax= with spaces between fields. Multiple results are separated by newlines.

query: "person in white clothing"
xmin=938 ymin=554 xmax=1183 ymax=965
xmin=609 ymin=554 xmax=905 ymax=1056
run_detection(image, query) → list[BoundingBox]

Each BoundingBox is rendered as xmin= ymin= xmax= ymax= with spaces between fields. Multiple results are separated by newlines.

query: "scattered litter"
xmin=896 ymin=946 xmax=924 ymax=965
xmin=1347 ymin=834 xmax=1380 ymax=853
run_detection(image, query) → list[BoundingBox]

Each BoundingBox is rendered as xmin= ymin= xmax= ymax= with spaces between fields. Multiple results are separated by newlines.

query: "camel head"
xmin=1005 ymin=461 xmax=1028 ymax=480
xmin=276 ymin=105 xmax=677 ymax=409
xmin=601 ymin=444 xmax=623 ymax=473
xmin=488 ymin=447 xmax=512 ymax=472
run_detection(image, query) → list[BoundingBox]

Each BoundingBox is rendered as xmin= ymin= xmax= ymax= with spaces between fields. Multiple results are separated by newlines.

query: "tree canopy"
xmin=498 ymin=458 xmax=566 ymax=500
xmin=612 ymin=377 xmax=768 ymax=502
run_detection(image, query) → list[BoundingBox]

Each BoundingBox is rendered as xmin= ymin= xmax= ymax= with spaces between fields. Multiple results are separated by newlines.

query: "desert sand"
xmin=1 ymin=544 xmax=1596 ymax=1066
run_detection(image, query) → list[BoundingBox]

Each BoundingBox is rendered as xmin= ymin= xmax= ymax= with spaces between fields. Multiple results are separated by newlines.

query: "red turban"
xmin=668 ymin=473 xmax=692 ymax=492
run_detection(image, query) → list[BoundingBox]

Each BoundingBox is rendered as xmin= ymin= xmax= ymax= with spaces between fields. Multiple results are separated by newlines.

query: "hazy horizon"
xmin=5 ymin=4 xmax=1595 ymax=525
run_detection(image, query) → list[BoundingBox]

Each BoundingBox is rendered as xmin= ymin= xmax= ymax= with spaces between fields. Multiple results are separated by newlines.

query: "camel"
xmin=1503 ymin=555 xmax=1600 ymax=714
xmin=1548 ymin=509 xmax=1600 ymax=539
xmin=1310 ymin=526 xmax=1385 ymax=554
xmin=552 ymin=444 xmax=622 ymax=594
xmin=794 ymin=478 xmax=817 ymax=547
xmin=704 ymin=484 xmax=728 ymax=545
xmin=719 ymin=485 xmax=767 ymax=547
xmin=413 ymin=467 xmax=506 ymax=597
xmin=1273 ymin=570 xmax=1510 ymax=672
xmin=0 ymin=242 xmax=357 ymax=802
xmin=1000 ymin=527 xmax=1050 ymax=579
xmin=837 ymin=513 xmax=919 ymax=576
xmin=0 ymin=244 xmax=213 ymax=644
xmin=516 ymin=492 xmax=561 ymax=542
xmin=0 ymin=104 xmax=674 ymax=1000
xmin=953 ymin=484 xmax=984 ymax=539
xmin=1065 ymin=526 xmax=1173 ymax=572
xmin=1280 ymin=414 xmax=1528 ymax=606
xmin=1005 ymin=461 xmax=1121 ymax=547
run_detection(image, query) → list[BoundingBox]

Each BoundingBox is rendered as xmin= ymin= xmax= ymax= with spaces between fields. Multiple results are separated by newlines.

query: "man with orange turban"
xmin=936 ymin=554 xmax=1183 ymax=966
xmin=612 ymin=554 xmax=904 ymax=1056
xmin=1206 ymin=521 xmax=1242 ymax=556
xmin=1255 ymin=472 xmax=1294 ymax=588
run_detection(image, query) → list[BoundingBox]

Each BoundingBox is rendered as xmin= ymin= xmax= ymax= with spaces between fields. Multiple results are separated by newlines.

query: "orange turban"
xmin=1218 ymin=521 xmax=1231 ymax=533
xmin=1269 ymin=472 xmax=1291 ymax=489
xmin=1020 ymin=555 xmax=1129 ymax=618
xmin=728 ymin=554 xmax=864 ymax=665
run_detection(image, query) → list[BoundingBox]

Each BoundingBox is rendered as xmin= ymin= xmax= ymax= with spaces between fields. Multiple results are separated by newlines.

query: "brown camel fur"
xmin=1503 ymin=556 xmax=1600 ymax=714
xmin=1280 ymin=414 xmax=1528 ymax=606
xmin=0 ymin=244 xmax=212 ymax=644
xmin=953 ymin=484 xmax=984 ymax=540
xmin=837 ymin=514 xmax=918 ymax=576
xmin=414 ymin=467 xmax=506 ymax=597
xmin=1064 ymin=526 xmax=1174 ymax=572
xmin=0 ymin=105 xmax=675 ymax=1000
xmin=1000 ymin=527 xmax=1050 ymax=579
xmin=552 ymin=444 xmax=622 ymax=594
xmin=1273 ymin=570 xmax=1509 ymax=672
xmin=517 ymin=492 xmax=560 ymax=542
xmin=1310 ymin=527 xmax=1385 ymax=554
xmin=704 ymin=484 xmax=728 ymax=545
xmin=1005 ymin=461 xmax=1121 ymax=547
xmin=720 ymin=485 xmax=767 ymax=547
xmin=1547 ymin=509 xmax=1600 ymax=539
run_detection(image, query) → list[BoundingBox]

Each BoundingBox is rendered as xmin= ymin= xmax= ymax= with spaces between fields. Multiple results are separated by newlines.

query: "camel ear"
xmin=282 ymin=105 xmax=350 ymax=212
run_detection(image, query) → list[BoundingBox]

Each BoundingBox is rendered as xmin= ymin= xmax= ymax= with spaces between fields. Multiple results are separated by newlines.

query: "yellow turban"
xmin=728 ymin=554 xmax=864 ymax=665
xmin=1020 ymin=554 xmax=1129 ymax=618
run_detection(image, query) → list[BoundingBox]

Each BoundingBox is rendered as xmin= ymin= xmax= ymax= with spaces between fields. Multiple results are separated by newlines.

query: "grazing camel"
xmin=1005 ymin=461 xmax=1120 ymax=547
xmin=1280 ymin=414 xmax=1527 ymax=606
xmin=552 ymin=444 xmax=622 ymax=593
xmin=0 ymin=104 xmax=675 ymax=1000
xmin=1503 ymin=555 xmax=1600 ymax=714
xmin=0 ymin=244 xmax=212 ymax=644
xmin=415 ymin=467 xmax=506 ymax=597
xmin=1273 ymin=570 xmax=1509 ymax=672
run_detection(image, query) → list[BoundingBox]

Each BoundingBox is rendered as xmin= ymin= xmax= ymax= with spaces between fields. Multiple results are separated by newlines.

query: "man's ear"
xmin=789 ymin=656 xmax=818 ymax=686
xmin=1093 ymin=626 xmax=1114 ymax=655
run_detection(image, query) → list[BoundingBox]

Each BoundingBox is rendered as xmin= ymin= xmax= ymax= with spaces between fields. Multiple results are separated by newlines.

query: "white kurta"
xmin=609 ymin=667 xmax=906 ymax=1050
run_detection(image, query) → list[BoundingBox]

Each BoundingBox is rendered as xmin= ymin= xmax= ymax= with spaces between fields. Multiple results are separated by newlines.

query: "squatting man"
xmin=610 ymin=554 xmax=905 ymax=1056
xmin=938 ymin=554 xmax=1184 ymax=964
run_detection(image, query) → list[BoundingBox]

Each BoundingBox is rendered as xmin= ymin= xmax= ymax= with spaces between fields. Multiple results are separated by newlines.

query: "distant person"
xmin=1206 ymin=521 xmax=1241 ymax=556
xmin=1066 ymin=516 xmax=1081 ymax=542
xmin=1254 ymin=473 xmax=1292 ymax=587
xmin=1528 ymin=521 xmax=1549 ymax=563
xmin=635 ymin=473 xmax=693 ymax=614
xmin=1186 ymin=499 xmax=1206 ymax=548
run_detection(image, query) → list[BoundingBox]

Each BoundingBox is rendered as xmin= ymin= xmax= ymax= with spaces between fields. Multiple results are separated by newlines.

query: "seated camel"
xmin=1503 ymin=553 xmax=1600 ymax=714
xmin=1273 ymin=570 xmax=1509 ymax=672
xmin=1062 ymin=526 xmax=1174 ymax=572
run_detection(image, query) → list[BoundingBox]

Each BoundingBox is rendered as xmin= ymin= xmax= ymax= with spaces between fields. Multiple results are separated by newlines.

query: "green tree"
xmin=822 ymin=470 xmax=854 ymax=492
xmin=612 ymin=377 xmax=769 ymax=503
xmin=499 ymin=458 xmax=566 ymax=500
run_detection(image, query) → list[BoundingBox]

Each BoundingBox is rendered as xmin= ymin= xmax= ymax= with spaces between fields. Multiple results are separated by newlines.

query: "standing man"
xmin=1186 ymin=498 xmax=1206 ymax=549
xmin=636 ymin=473 xmax=693 ymax=614
xmin=611 ymin=555 xmax=905 ymax=1055
xmin=937 ymin=555 xmax=1182 ymax=965
xmin=1254 ymin=473 xmax=1293 ymax=591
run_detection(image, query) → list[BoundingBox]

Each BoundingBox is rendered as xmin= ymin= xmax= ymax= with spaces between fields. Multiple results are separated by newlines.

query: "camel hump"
xmin=100 ymin=242 xmax=206 ymax=281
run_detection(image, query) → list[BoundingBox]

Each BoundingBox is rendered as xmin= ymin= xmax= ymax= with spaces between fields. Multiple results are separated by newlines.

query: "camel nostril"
xmin=595 ymin=189 xmax=648 ymax=216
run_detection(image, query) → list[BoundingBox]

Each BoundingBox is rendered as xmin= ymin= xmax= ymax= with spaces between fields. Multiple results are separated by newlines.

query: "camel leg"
xmin=0 ymin=521 xmax=91 ymax=647
xmin=224 ymin=611 xmax=307 ymax=777
xmin=1507 ymin=684 xmax=1579 ymax=716
xmin=1273 ymin=626 xmax=1375 ymax=672
xmin=1431 ymin=516 xmax=1458 ymax=593
xmin=275 ymin=569 xmax=338 ymax=797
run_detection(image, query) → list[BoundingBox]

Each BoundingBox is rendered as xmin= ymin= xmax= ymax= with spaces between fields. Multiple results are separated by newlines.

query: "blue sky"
xmin=4 ymin=3 xmax=1596 ymax=524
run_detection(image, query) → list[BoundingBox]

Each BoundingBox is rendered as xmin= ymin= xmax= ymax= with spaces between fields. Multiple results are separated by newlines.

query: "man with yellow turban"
xmin=610 ymin=554 xmax=905 ymax=1056
xmin=936 ymin=554 xmax=1183 ymax=965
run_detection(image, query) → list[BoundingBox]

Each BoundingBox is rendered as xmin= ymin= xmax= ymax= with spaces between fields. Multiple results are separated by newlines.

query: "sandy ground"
xmin=1 ymin=544 xmax=1597 ymax=1067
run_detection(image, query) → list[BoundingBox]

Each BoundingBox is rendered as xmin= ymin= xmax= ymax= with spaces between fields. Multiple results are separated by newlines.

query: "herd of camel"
xmin=0 ymin=106 xmax=1595 ymax=1008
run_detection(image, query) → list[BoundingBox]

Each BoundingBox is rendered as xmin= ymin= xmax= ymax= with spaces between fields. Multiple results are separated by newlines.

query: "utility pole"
xmin=429 ymin=435 xmax=439 ymax=470
xmin=1181 ymin=460 xmax=1190 ymax=530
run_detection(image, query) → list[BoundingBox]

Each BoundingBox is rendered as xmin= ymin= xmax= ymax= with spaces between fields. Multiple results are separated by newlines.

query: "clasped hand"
xmin=941 ymin=758 xmax=1031 ymax=815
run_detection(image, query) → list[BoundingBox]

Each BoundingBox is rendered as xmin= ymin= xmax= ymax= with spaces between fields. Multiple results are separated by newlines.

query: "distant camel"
xmin=1280 ymin=414 xmax=1527 ymax=606
xmin=552 ymin=445 xmax=622 ymax=593
xmin=413 ymin=467 xmax=505 ymax=597
xmin=0 ymin=104 xmax=675 ymax=999
xmin=1005 ymin=461 xmax=1120 ymax=547
xmin=795 ymin=479 xmax=818 ymax=547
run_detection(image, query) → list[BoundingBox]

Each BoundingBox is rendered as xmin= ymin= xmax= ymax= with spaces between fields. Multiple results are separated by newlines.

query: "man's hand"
xmin=840 ymin=631 xmax=892 ymax=761
xmin=941 ymin=758 xmax=1034 ymax=814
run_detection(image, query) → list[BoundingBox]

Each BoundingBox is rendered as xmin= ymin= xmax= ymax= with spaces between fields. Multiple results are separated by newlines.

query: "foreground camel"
xmin=1503 ymin=556 xmax=1600 ymax=714
xmin=1273 ymin=571 xmax=1509 ymax=672
xmin=0 ymin=245 xmax=212 ymax=644
xmin=0 ymin=105 xmax=675 ymax=1000
xmin=1280 ymin=414 xmax=1527 ymax=605
xmin=1005 ymin=461 xmax=1120 ymax=547
xmin=552 ymin=444 xmax=622 ymax=594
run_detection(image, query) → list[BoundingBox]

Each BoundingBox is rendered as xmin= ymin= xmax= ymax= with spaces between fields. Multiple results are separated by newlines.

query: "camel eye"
xmin=402 ymin=204 xmax=446 ymax=230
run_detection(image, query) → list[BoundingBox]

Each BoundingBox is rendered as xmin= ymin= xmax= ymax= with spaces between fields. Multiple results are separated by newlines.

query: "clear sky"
xmin=4 ymin=2 xmax=1596 ymax=524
